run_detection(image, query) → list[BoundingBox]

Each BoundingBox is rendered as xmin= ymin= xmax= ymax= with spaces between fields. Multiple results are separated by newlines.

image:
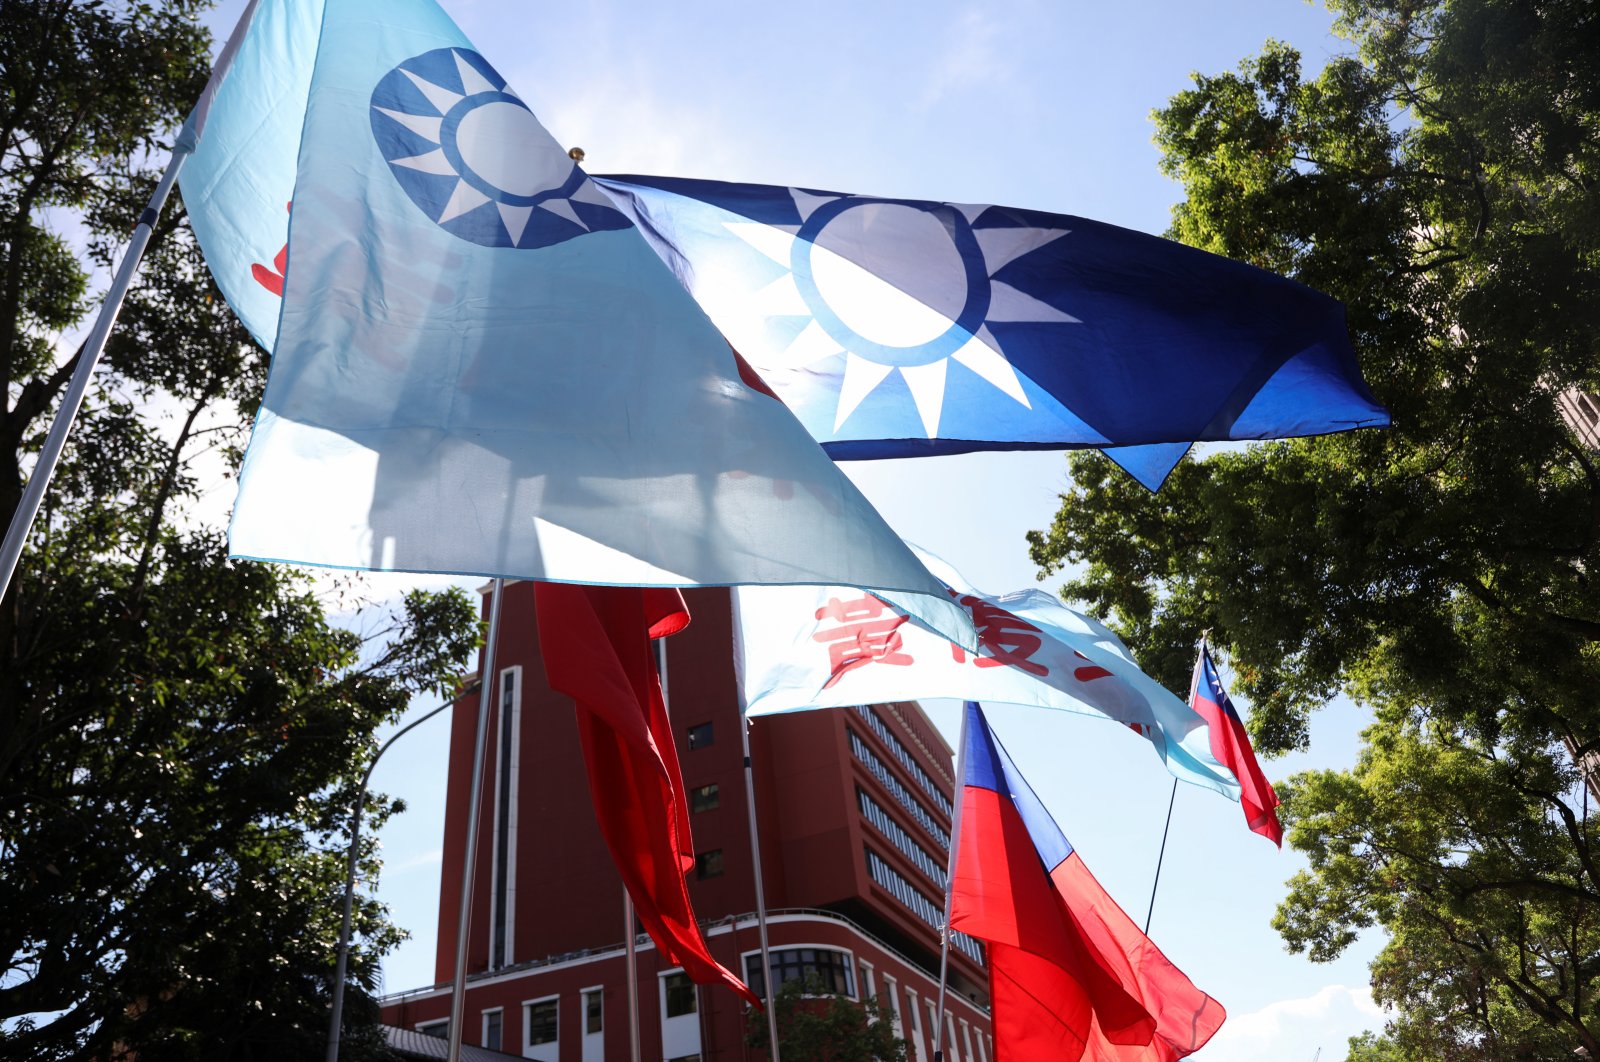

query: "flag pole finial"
xmin=568 ymin=146 xmax=586 ymax=162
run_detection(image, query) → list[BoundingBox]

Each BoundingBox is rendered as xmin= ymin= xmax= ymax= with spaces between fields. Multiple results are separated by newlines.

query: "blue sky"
xmin=194 ymin=1 xmax=1389 ymax=1057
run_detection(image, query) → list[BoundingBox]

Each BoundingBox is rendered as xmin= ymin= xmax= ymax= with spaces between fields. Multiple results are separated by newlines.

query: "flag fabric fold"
xmin=534 ymin=581 xmax=761 ymax=1007
xmin=179 ymin=0 xmax=973 ymax=648
xmin=952 ymin=702 xmax=1225 ymax=1061
xmin=734 ymin=546 xmax=1242 ymax=800
xmin=595 ymin=174 xmax=1390 ymax=490
xmin=1190 ymin=643 xmax=1284 ymax=846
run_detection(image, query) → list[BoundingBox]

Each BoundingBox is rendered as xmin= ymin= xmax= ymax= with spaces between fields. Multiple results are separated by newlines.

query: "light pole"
xmin=324 ymin=688 xmax=469 ymax=1062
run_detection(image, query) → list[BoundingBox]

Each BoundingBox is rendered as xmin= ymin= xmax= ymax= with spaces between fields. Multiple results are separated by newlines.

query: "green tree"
xmin=745 ymin=975 xmax=909 ymax=1062
xmin=0 ymin=2 xmax=479 ymax=1058
xmin=1027 ymin=0 xmax=1599 ymax=1056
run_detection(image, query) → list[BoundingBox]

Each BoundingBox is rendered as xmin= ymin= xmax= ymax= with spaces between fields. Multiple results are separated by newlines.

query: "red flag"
xmin=533 ymin=582 xmax=759 ymax=1007
xmin=951 ymin=703 xmax=1224 ymax=1061
xmin=1190 ymin=644 xmax=1283 ymax=846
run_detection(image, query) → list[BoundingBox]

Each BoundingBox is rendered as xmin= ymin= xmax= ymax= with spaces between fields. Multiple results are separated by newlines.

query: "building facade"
xmin=379 ymin=582 xmax=991 ymax=1060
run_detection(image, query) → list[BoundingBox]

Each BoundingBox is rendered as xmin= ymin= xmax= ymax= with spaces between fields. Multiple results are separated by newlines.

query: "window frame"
xmin=661 ymin=970 xmax=699 ymax=1018
xmin=686 ymin=721 xmax=714 ymax=749
xmin=690 ymin=782 xmax=720 ymax=813
xmin=522 ymin=993 xmax=560 ymax=1051
xmin=741 ymin=944 xmax=858 ymax=1001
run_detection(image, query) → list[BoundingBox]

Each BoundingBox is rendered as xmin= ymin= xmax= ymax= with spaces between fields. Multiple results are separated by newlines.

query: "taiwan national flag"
xmin=595 ymin=175 xmax=1390 ymax=490
xmin=178 ymin=0 xmax=973 ymax=648
xmin=1190 ymin=644 xmax=1284 ymax=846
xmin=952 ymin=702 xmax=1225 ymax=1061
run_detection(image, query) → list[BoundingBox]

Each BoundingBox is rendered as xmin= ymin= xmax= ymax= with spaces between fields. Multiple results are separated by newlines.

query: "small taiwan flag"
xmin=1190 ymin=642 xmax=1284 ymax=846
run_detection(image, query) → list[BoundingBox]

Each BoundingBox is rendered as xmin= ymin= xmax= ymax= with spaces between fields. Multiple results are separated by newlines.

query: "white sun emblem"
xmin=370 ymin=48 xmax=626 ymax=249
xmin=712 ymin=192 xmax=1077 ymax=437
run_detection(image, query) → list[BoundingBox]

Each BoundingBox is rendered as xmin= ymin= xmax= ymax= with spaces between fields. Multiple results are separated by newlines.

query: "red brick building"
xmin=380 ymin=582 xmax=992 ymax=1061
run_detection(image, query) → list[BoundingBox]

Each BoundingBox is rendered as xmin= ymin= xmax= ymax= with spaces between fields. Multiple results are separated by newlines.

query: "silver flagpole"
xmin=1143 ymin=779 xmax=1180 ymax=935
xmin=625 ymin=892 xmax=642 ymax=1062
xmin=621 ymin=636 xmax=675 ymax=1062
xmin=446 ymin=578 xmax=506 ymax=1062
xmin=0 ymin=0 xmax=261 ymax=604
xmin=1146 ymin=632 xmax=1209 ymax=935
xmin=932 ymin=703 xmax=972 ymax=1062
xmin=739 ymin=716 xmax=782 ymax=1062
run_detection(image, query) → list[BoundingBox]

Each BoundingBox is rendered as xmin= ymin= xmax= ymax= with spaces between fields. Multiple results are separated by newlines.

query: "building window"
xmin=491 ymin=667 xmax=519 ymax=969
xmin=858 ymin=787 xmax=947 ymax=886
xmin=695 ymin=849 xmax=724 ymax=879
xmin=482 ymin=1009 xmax=503 ymax=1050
xmin=851 ymin=705 xmax=954 ymax=816
xmin=864 ymin=848 xmax=985 ymax=965
xmin=663 ymin=972 xmax=698 ymax=1017
xmin=525 ymin=998 xmax=558 ymax=1047
xmin=417 ymin=1019 xmax=448 ymax=1039
xmin=848 ymin=730 xmax=950 ymax=850
xmin=584 ymin=988 xmax=603 ymax=1034
xmin=744 ymin=946 xmax=856 ymax=1000
xmin=690 ymin=782 xmax=720 ymax=812
xmin=687 ymin=721 xmax=714 ymax=749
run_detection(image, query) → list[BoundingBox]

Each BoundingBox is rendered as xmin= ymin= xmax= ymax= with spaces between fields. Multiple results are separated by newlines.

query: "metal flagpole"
xmin=1147 ymin=630 xmax=1211 ymax=936
xmin=739 ymin=716 xmax=782 ymax=1061
xmin=0 ymin=0 xmax=262 ymax=604
xmin=933 ymin=704 xmax=972 ymax=1062
xmin=326 ymin=694 xmax=463 ymax=1062
xmin=1143 ymin=778 xmax=1180 ymax=935
xmin=618 ymin=635 xmax=678 ymax=1062
xmin=624 ymin=891 xmax=642 ymax=1062
xmin=446 ymin=579 xmax=506 ymax=1062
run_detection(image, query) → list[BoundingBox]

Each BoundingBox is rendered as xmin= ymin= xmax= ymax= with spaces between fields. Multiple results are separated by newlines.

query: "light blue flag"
xmin=179 ymin=0 xmax=323 ymax=352
xmin=179 ymin=0 xmax=974 ymax=647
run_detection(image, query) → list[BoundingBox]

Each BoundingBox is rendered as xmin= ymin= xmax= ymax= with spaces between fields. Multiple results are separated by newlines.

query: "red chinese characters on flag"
xmin=812 ymin=594 xmax=913 ymax=688
xmin=948 ymin=594 xmax=1050 ymax=677
xmin=808 ymin=590 xmax=1120 ymax=695
xmin=251 ymin=202 xmax=291 ymax=297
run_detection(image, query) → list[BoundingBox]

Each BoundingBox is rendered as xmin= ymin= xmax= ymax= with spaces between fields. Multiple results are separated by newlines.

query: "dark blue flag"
xmin=596 ymin=175 xmax=1388 ymax=489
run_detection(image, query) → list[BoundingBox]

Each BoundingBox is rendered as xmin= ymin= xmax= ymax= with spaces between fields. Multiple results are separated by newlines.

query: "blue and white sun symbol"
xmin=713 ymin=193 xmax=1077 ymax=437
xmin=370 ymin=48 xmax=627 ymax=249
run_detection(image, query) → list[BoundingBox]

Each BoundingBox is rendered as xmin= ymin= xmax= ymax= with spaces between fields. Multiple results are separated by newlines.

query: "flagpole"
xmin=446 ymin=578 xmax=505 ymax=1062
xmin=629 ymin=635 xmax=671 ymax=1062
xmin=0 ymin=0 xmax=260 ymax=605
xmin=1147 ymin=631 xmax=1208 ymax=935
xmin=624 ymin=892 xmax=642 ymax=1062
xmin=1143 ymin=778 xmax=1179 ymax=935
xmin=933 ymin=704 xmax=972 ymax=1062
xmin=739 ymin=716 xmax=782 ymax=1062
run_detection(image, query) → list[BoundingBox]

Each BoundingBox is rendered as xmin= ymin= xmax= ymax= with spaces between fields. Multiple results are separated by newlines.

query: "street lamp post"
xmin=324 ymin=689 xmax=467 ymax=1062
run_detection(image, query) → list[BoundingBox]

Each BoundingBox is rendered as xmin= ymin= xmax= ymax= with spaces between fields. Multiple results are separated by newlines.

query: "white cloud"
xmin=1192 ymin=984 xmax=1385 ymax=1062
xmin=919 ymin=8 xmax=1008 ymax=110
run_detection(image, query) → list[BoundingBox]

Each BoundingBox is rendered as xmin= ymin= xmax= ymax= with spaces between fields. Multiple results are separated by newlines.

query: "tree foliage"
xmin=1027 ymin=0 xmax=1600 ymax=1055
xmin=745 ymin=975 xmax=909 ymax=1062
xmin=0 ymin=2 xmax=479 ymax=1058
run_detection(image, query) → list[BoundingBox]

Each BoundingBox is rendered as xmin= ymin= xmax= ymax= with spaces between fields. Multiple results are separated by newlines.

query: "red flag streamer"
xmin=534 ymin=582 xmax=760 ymax=1007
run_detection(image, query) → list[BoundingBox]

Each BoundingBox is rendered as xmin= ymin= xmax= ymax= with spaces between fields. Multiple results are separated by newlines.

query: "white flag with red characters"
xmin=733 ymin=548 xmax=1243 ymax=799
